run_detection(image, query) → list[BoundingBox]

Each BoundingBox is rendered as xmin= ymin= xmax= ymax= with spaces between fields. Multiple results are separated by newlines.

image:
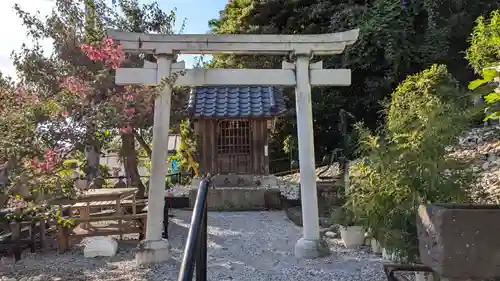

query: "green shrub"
xmin=348 ymin=64 xmax=476 ymax=262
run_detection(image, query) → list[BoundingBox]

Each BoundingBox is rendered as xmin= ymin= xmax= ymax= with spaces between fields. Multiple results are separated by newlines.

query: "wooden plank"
xmin=73 ymin=200 xmax=115 ymax=208
xmin=79 ymin=188 xmax=137 ymax=199
xmin=252 ymin=121 xmax=259 ymax=174
xmin=121 ymin=199 xmax=148 ymax=205
xmin=90 ymin=200 xmax=112 ymax=206
xmin=209 ymin=120 xmax=216 ymax=174
xmin=88 ymin=210 xmax=116 ymax=217
xmin=263 ymin=120 xmax=270 ymax=174
xmin=72 ymin=227 xmax=143 ymax=237
xmin=73 ymin=213 xmax=147 ymax=223
xmin=122 ymin=198 xmax=148 ymax=204
xmin=115 ymin=68 xmax=352 ymax=87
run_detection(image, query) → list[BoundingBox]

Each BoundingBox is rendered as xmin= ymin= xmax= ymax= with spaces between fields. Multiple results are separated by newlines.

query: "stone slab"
xmin=418 ymin=204 xmax=500 ymax=279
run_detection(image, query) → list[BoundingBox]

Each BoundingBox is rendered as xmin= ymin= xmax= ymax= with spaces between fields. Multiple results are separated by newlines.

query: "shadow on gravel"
xmin=0 ymin=239 xmax=150 ymax=281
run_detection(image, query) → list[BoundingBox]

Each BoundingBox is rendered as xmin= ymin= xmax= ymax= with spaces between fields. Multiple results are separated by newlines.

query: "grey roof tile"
xmin=187 ymin=86 xmax=287 ymax=118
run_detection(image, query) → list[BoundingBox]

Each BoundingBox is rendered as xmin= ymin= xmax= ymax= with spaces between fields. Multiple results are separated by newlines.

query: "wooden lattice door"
xmin=216 ymin=120 xmax=252 ymax=174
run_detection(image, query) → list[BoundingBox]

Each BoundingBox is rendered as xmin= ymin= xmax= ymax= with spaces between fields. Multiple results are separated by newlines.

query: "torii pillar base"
xmin=295 ymin=237 xmax=330 ymax=259
xmin=136 ymin=239 xmax=171 ymax=266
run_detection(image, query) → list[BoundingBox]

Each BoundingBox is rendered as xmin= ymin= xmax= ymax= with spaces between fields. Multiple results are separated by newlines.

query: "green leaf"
xmin=484 ymin=92 xmax=500 ymax=104
xmin=482 ymin=68 xmax=498 ymax=81
xmin=468 ymin=78 xmax=488 ymax=90
xmin=484 ymin=111 xmax=500 ymax=121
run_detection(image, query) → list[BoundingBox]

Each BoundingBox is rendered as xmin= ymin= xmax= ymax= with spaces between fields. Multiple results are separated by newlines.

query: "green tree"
xmin=208 ymin=0 xmax=500 ymax=161
xmin=466 ymin=10 xmax=500 ymax=121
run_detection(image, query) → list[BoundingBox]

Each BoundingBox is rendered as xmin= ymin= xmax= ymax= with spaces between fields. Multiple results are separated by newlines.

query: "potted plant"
xmin=331 ymin=204 xmax=365 ymax=248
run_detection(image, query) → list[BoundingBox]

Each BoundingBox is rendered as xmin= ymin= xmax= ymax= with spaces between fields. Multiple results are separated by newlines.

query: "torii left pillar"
xmin=135 ymin=54 xmax=173 ymax=265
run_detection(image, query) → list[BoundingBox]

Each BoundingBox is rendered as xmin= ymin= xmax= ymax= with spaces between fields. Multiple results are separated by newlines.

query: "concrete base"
xmin=294 ymin=237 xmax=330 ymax=259
xmin=135 ymin=239 xmax=171 ymax=266
xmin=84 ymin=236 xmax=118 ymax=258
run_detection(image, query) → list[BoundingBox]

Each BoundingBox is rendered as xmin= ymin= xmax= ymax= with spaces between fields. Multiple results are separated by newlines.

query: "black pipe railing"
xmin=177 ymin=179 xmax=209 ymax=281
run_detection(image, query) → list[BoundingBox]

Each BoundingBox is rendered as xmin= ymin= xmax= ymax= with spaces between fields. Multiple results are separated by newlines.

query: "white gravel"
xmin=0 ymin=210 xmax=388 ymax=281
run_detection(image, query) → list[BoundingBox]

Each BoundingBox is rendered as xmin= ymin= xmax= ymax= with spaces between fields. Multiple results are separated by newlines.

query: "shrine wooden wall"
xmin=193 ymin=118 xmax=270 ymax=175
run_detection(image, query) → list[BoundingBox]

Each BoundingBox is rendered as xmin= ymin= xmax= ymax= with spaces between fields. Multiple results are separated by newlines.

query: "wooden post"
xmin=29 ymin=221 xmax=36 ymax=253
xmin=81 ymin=203 xmax=90 ymax=229
xmin=39 ymin=220 xmax=47 ymax=251
xmin=10 ymin=222 xmax=21 ymax=261
xmin=57 ymin=224 xmax=69 ymax=253
xmin=132 ymin=194 xmax=137 ymax=215
xmin=116 ymin=197 xmax=123 ymax=240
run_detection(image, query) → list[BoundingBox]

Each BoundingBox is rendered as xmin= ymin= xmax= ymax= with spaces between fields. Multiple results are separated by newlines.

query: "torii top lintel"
xmin=106 ymin=29 xmax=359 ymax=56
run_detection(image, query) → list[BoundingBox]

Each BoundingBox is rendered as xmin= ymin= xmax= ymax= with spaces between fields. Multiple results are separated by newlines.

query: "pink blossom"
xmin=80 ymin=38 xmax=125 ymax=69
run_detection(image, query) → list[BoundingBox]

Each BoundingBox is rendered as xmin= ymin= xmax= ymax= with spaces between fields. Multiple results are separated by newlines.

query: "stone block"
xmin=417 ymin=204 xmax=500 ymax=279
xmin=189 ymin=187 xmax=281 ymax=211
xmin=84 ymin=237 xmax=118 ymax=258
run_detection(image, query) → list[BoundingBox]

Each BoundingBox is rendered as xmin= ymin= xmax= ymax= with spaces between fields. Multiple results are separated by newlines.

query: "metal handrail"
xmin=177 ymin=179 xmax=209 ymax=281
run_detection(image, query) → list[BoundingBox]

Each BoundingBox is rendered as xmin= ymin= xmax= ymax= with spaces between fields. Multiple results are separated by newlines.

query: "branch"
xmin=134 ymin=130 xmax=152 ymax=159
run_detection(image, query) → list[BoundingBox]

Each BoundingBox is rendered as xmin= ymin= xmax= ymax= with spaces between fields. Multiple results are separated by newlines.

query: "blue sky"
xmin=0 ymin=0 xmax=228 ymax=79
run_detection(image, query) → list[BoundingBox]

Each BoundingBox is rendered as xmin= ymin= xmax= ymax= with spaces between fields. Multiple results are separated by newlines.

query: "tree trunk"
xmin=134 ymin=131 xmax=152 ymax=159
xmin=85 ymin=145 xmax=100 ymax=179
xmin=121 ymin=133 xmax=146 ymax=199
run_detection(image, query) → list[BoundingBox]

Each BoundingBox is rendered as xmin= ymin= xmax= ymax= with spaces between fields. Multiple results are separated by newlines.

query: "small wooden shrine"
xmin=187 ymin=86 xmax=287 ymax=175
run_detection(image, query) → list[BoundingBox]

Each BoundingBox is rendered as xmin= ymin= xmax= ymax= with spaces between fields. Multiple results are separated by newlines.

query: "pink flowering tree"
xmin=0 ymin=79 xmax=79 ymax=211
xmin=10 ymin=0 xmax=188 ymax=200
xmin=60 ymin=37 xmax=159 ymax=197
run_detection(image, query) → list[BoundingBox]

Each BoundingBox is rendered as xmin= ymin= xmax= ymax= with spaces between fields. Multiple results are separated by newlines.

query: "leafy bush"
xmin=466 ymin=10 xmax=500 ymax=121
xmin=465 ymin=10 xmax=500 ymax=74
xmin=330 ymin=203 xmax=357 ymax=227
xmin=348 ymin=65 xmax=476 ymax=262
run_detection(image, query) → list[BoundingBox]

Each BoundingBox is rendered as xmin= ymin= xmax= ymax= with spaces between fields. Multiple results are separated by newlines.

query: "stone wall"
xmin=418 ymin=204 xmax=500 ymax=279
xmin=189 ymin=188 xmax=282 ymax=211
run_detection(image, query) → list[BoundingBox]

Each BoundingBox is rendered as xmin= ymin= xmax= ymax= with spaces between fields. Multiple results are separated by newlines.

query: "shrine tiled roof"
xmin=186 ymin=86 xmax=287 ymax=118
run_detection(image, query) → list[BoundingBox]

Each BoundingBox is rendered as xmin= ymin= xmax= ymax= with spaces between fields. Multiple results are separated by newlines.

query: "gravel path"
xmin=0 ymin=211 xmax=389 ymax=281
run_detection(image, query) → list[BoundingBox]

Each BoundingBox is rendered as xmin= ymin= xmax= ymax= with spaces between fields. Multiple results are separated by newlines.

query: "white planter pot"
xmin=415 ymin=272 xmax=433 ymax=281
xmin=371 ymin=239 xmax=382 ymax=254
xmin=339 ymin=226 xmax=365 ymax=249
xmin=382 ymin=248 xmax=397 ymax=261
xmin=364 ymin=234 xmax=371 ymax=246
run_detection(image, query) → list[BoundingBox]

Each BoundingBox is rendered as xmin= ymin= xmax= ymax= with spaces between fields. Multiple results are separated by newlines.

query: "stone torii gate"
xmin=107 ymin=29 xmax=359 ymax=265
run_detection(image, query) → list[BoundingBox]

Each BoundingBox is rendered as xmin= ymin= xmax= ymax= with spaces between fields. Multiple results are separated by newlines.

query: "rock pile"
xmin=448 ymin=125 xmax=500 ymax=203
xmin=276 ymin=125 xmax=500 ymax=202
xmin=277 ymin=165 xmax=342 ymax=184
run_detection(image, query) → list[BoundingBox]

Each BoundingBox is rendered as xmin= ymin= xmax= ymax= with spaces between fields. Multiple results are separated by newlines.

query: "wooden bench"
xmin=57 ymin=213 xmax=147 ymax=253
xmin=0 ymin=220 xmax=49 ymax=261
xmin=73 ymin=198 xmax=148 ymax=215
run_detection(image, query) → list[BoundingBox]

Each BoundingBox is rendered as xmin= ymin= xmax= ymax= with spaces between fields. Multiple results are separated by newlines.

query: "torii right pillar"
xmin=292 ymin=54 xmax=330 ymax=258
